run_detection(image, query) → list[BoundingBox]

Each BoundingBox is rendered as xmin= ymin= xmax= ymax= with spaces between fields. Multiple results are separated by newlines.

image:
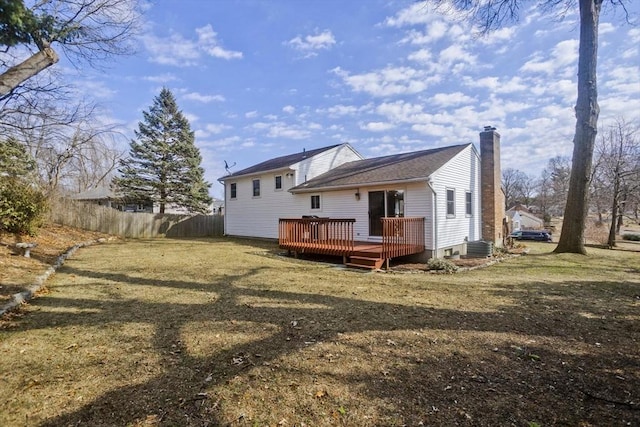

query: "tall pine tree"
xmin=114 ymin=88 xmax=212 ymax=214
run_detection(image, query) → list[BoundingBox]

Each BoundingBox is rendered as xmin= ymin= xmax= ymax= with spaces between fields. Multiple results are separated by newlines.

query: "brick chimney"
xmin=480 ymin=126 xmax=505 ymax=247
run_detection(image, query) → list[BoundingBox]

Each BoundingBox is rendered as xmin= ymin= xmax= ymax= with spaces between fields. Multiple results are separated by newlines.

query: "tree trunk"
xmin=555 ymin=0 xmax=602 ymax=255
xmin=607 ymin=176 xmax=619 ymax=247
xmin=0 ymin=47 xmax=59 ymax=98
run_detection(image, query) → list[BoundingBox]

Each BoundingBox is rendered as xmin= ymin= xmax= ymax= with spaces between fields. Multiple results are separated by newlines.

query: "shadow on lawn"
xmin=14 ymin=262 xmax=640 ymax=426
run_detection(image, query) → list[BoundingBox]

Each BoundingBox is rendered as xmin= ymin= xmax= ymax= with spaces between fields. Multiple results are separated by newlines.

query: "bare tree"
xmin=1 ymin=0 xmax=142 ymax=100
xmin=1 ymin=1 xmax=140 ymax=198
xmin=592 ymin=119 xmax=640 ymax=247
xmin=502 ymin=168 xmax=527 ymax=209
xmin=13 ymin=108 xmax=127 ymax=195
xmin=427 ymin=0 xmax=632 ymax=254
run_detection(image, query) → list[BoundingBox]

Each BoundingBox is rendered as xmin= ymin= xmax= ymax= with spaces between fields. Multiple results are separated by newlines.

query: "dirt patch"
xmin=0 ymin=223 xmax=115 ymax=302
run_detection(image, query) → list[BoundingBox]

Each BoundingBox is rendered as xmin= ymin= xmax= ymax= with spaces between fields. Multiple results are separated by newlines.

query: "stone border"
xmin=0 ymin=238 xmax=108 ymax=317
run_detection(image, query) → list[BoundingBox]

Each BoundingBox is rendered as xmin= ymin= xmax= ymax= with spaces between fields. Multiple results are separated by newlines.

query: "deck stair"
xmin=346 ymin=248 xmax=385 ymax=270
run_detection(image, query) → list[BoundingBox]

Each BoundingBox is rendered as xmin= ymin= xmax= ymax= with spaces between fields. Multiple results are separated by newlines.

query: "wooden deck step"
xmin=347 ymin=255 xmax=384 ymax=270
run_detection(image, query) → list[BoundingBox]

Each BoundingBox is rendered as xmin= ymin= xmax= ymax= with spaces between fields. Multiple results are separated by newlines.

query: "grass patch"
xmin=1 ymin=238 xmax=639 ymax=426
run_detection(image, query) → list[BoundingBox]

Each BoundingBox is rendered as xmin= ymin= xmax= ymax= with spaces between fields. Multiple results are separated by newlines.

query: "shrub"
xmin=426 ymin=258 xmax=458 ymax=273
xmin=0 ymin=179 xmax=48 ymax=235
xmin=584 ymin=219 xmax=609 ymax=246
xmin=622 ymin=233 xmax=640 ymax=242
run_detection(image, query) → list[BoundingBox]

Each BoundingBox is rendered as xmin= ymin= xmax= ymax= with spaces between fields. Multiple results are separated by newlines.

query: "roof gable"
xmin=219 ymin=144 xmax=343 ymax=180
xmin=291 ymin=144 xmax=471 ymax=192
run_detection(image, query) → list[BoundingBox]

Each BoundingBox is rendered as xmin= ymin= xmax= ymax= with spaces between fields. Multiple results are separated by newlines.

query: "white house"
xmin=219 ymin=127 xmax=505 ymax=268
xmin=507 ymin=206 xmax=544 ymax=230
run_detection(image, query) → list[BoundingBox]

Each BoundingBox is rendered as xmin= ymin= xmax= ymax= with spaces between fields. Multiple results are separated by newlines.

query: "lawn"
xmin=1 ymin=237 xmax=639 ymax=426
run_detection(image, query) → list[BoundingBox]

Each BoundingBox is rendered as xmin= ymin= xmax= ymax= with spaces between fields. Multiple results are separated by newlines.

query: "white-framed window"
xmin=465 ymin=191 xmax=472 ymax=216
xmin=275 ymin=175 xmax=282 ymax=190
xmin=446 ymin=188 xmax=455 ymax=217
xmin=310 ymin=194 xmax=321 ymax=210
xmin=230 ymin=182 xmax=237 ymax=199
xmin=252 ymin=179 xmax=260 ymax=197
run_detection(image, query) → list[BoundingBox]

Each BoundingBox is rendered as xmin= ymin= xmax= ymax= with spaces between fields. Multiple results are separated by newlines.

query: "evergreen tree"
xmin=0 ymin=137 xmax=47 ymax=235
xmin=114 ymin=88 xmax=212 ymax=214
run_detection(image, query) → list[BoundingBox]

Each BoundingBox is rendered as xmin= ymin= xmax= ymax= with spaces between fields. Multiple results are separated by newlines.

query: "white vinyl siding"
xmin=222 ymin=144 xmax=362 ymax=239
xmin=429 ymin=145 xmax=481 ymax=250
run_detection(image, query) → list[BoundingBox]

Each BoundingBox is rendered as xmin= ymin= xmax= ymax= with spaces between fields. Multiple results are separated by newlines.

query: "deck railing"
xmin=279 ymin=218 xmax=356 ymax=255
xmin=382 ymin=217 xmax=425 ymax=259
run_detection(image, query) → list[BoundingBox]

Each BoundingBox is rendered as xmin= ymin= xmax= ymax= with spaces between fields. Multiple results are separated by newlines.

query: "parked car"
xmin=510 ymin=230 xmax=552 ymax=242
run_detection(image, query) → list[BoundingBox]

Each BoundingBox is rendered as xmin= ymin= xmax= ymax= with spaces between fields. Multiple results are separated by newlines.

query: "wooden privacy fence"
xmin=49 ymin=199 xmax=224 ymax=238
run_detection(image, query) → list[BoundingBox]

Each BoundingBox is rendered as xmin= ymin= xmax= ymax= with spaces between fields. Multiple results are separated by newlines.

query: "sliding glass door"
xmin=368 ymin=190 xmax=404 ymax=236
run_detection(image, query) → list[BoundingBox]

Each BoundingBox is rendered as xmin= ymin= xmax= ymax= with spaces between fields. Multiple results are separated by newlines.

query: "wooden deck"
xmin=279 ymin=217 xmax=425 ymax=270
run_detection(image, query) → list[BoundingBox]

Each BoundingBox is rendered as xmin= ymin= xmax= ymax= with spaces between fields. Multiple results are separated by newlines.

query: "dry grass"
xmin=0 ymin=224 xmax=114 ymax=303
xmin=1 ymin=236 xmax=639 ymax=426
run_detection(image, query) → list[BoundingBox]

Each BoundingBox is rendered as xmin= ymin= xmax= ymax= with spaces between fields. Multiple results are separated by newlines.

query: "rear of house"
xmin=219 ymin=127 xmax=505 ymax=264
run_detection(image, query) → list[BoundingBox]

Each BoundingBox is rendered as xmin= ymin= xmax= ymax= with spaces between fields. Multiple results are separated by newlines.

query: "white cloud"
xmin=400 ymin=20 xmax=449 ymax=45
xmin=196 ymin=123 xmax=231 ymax=138
xmin=331 ymin=66 xmax=436 ymax=97
xmin=317 ymin=104 xmax=372 ymax=117
xmin=183 ymin=92 xmax=225 ymax=103
xmin=282 ymin=105 xmax=295 ymax=114
xmin=245 ymin=111 xmax=259 ymax=118
xmin=286 ymin=29 xmax=336 ymax=57
xmin=360 ymin=122 xmax=395 ymax=132
xmin=249 ymin=121 xmax=312 ymax=140
xmin=407 ymin=48 xmax=432 ymax=63
xmin=143 ymin=24 xmax=242 ymax=66
xmin=430 ymin=92 xmax=475 ymax=108
xmin=143 ymin=32 xmax=200 ymax=66
xmin=464 ymin=76 xmax=528 ymax=94
xmin=477 ymin=26 xmax=517 ymax=45
xmin=267 ymin=124 xmax=311 ymax=139
xmin=520 ymin=39 xmax=578 ymax=76
xmin=183 ymin=112 xmax=199 ymax=123
xmin=439 ymin=45 xmax=476 ymax=67
xmin=196 ymin=25 xmax=243 ymax=60
xmin=143 ymin=73 xmax=180 ymax=83
xmin=384 ymin=2 xmax=441 ymax=27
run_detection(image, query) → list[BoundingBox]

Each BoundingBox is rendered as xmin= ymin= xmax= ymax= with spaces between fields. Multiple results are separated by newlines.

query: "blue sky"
xmin=63 ymin=0 xmax=639 ymax=198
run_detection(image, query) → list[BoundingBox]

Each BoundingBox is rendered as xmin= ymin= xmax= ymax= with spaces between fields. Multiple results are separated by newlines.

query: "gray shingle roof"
xmin=290 ymin=144 xmax=471 ymax=192
xmin=219 ymin=144 xmax=342 ymax=180
xmin=70 ymin=187 xmax=119 ymax=200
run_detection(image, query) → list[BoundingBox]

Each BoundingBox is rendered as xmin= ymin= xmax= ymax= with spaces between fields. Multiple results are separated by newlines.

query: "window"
xmin=252 ymin=179 xmax=261 ymax=197
xmin=275 ymin=175 xmax=282 ymax=190
xmin=311 ymin=195 xmax=320 ymax=210
xmin=466 ymin=191 xmax=472 ymax=216
xmin=446 ymin=189 xmax=455 ymax=217
xmin=230 ymin=183 xmax=237 ymax=199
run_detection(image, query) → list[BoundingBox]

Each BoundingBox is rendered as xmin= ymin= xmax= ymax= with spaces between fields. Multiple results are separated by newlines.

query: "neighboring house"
xmin=219 ymin=127 xmax=506 ymax=267
xmin=70 ymin=187 xmax=217 ymax=215
xmin=507 ymin=207 xmax=544 ymax=231
xmin=70 ymin=187 xmax=153 ymax=212
xmin=211 ymin=198 xmax=225 ymax=215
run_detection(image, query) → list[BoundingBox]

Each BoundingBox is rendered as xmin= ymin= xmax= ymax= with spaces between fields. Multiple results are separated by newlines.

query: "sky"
xmin=60 ymin=0 xmax=640 ymax=198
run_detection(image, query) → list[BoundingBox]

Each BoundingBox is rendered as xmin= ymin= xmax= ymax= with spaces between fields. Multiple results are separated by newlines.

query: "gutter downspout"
xmin=427 ymin=179 xmax=438 ymax=258
xmin=222 ymin=182 xmax=227 ymax=236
